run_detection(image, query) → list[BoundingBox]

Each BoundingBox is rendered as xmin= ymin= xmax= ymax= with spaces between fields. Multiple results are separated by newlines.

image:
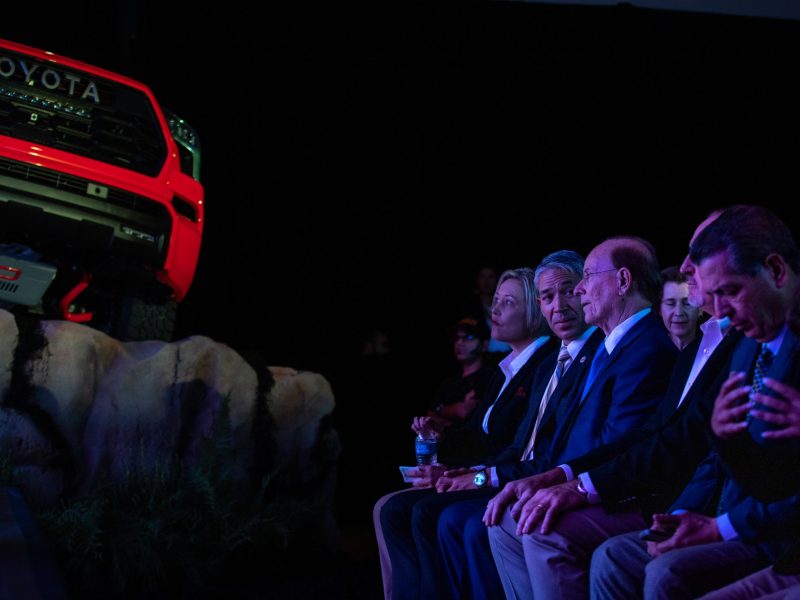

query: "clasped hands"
xmin=712 ymin=373 xmax=800 ymax=441
xmin=402 ymin=465 xmax=484 ymax=491
xmin=481 ymin=468 xmax=582 ymax=535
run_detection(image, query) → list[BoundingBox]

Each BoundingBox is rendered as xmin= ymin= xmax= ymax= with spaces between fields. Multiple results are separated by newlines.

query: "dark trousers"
xmin=438 ymin=497 xmax=503 ymax=600
xmin=380 ymin=487 xmax=496 ymax=600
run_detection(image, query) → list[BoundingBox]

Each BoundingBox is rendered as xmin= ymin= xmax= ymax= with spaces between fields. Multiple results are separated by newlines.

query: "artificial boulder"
xmin=0 ymin=309 xmax=339 ymax=511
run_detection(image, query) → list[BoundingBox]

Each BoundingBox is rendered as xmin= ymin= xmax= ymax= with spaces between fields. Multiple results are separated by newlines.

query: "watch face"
xmin=473 ymin=471 xmax=487 ymax=487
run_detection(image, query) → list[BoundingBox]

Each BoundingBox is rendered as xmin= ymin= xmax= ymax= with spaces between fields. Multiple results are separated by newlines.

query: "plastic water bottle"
xmin=415 ymin=432 xmax=438 ymax=465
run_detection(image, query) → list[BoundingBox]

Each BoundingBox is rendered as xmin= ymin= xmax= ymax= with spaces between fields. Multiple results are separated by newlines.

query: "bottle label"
xmin=416 ymin=440 xmax=436 ymax=455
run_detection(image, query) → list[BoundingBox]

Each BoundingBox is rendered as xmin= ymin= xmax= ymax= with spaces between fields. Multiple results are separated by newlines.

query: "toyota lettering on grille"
xmin=0 ymin=53 xmax=100 ymax=103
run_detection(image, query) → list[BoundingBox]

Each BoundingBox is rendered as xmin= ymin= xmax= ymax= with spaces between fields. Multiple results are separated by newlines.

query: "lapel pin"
xmin=580 ymin=356 xmax=587 ymax=364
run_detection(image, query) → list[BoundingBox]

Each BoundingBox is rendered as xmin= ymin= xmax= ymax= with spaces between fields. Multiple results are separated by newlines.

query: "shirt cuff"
xmin=578 ymin=472 xmax=602 ymax=505
xmin=489 ymin=466 xmax=499 ymax=488
xmin=559 ymin=464 xmax=575 ymax=481
xmin=716 ymin=513 xmax=739 ymax=541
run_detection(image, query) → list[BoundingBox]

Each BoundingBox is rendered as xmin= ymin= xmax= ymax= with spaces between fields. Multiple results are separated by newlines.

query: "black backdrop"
xmin=4 ymin=0 xmax=800 ymax=423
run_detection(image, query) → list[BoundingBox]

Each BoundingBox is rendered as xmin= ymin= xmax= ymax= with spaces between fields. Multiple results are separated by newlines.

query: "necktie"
xmin=752 ymin=343 xmax=774 ymax=395
xmin=743 ymin=343 xmax=775 ymax=428
xmin=719 ymin=343 xmax=774 ymax=514
xmin=521 ymin=345 xmax=572 ymax=460
xmin=582 ymin=342 xmax=610 ymax=400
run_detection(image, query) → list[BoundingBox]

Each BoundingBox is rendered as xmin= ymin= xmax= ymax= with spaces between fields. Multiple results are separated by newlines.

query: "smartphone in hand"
xmin=639 ymin=528 xmax=674 ymax=542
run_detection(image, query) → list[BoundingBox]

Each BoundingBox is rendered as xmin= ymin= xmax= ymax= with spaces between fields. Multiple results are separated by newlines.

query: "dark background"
xmin=4 ymin=0 xmax=800 ymax=529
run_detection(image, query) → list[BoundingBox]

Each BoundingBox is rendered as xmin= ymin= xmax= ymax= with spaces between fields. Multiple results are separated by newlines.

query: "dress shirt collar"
xmin=603 ymin=307 xmax=651 ymax=355
xmin=565 ymin=326 xmax=598 ymax=361
xmin=499 ymin=335 xmax=550 ymax=380
xmin=700 ymin=315 xmax=730 ymax=337
xmin=765 ymin=322 xmax=788 ymax=357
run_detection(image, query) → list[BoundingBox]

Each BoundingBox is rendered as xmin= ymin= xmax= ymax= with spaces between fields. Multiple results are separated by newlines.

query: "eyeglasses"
xmin=581 ymin=267 xmax=618 ymax=281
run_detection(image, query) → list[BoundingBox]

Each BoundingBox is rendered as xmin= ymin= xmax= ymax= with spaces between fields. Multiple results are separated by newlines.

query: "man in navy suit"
xmin=586 ymin=206 xmax=800 ymax=598
xmin=437 ymin=237 xmax=678 ymax=599
xmin=701 ymin=374 xmax=800 ymax=599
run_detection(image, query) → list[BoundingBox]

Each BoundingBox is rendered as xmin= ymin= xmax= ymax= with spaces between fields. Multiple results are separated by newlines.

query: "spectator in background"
xmin=660 ymin=265 xmax=701 ymax=349
xmin=413 ymin=318 xmax=493 ymax=435
xmin=361 ymin=328 xmax=392 ymax=356
xmin=462 ymin=264 xmax=511 ymax=362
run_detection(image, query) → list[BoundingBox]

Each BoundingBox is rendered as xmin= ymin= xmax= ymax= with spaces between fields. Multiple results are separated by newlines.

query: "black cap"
xmin=455 ymin=317 xmax=490 ymax=341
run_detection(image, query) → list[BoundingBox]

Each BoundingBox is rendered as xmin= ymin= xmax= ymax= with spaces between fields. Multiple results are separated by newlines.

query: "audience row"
xmin=374 ymin=205 xmax=800 ymax=599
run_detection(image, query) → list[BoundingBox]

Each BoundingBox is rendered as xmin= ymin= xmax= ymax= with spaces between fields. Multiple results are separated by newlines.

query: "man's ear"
xmin=617 ymin=267 xmax=632 ymax=295
xmin=764 ymin=253 xmax=789 ymax=288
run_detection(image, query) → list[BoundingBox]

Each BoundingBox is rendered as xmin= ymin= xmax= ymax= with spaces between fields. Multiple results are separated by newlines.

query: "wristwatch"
xmin=473 ymin=470 xmax=488 ymax=488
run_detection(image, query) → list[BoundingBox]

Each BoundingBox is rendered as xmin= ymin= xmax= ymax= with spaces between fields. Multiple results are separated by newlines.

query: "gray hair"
xmin=496 ymin=267 xmax=547 ymax=337
xmin=534 ymin=250 xmax=585 ymax=290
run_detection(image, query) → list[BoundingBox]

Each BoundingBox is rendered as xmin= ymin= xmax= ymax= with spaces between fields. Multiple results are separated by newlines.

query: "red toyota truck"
xmin=0 ymin=37 xmax=203 ymax=340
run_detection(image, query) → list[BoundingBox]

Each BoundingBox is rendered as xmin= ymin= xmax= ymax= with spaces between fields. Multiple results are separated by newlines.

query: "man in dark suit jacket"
xmin=700 ymin=366 xmax=800 ymax=598
xmin=437 ymin=237 xmax=678 ymax=599
xmin=590 ymin=447 xmax=800 ymax=599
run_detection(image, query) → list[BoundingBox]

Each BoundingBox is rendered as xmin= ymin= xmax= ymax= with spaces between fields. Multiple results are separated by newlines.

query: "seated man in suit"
xmin=703 ymin=378 xmax=800 ymax=600
xmin=437 ymin=236 xmax=678 ymax=599
xmin=590 ymin=449 xmax=800 ymax=599
xmin=374 ymin=266 xmax=557 ymax=600
xmin=491 ymin=207 xmax=796 ymax=597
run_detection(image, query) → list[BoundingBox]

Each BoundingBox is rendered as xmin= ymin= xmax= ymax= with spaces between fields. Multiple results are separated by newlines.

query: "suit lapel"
xmin=676 ymin=328 xmax=743 ymax=409
xmin=729 ymin=328 xmax=800 ymax=385
xmin=467 ymin=369 xmax=505 ymax=432
xmin=580 ymin=312 xmax=655 ymax=401
xmin=538 ymin=329 xmax=604 ymax=430
xmin=730 ymin=337 xmax=761 ymax=378
xmin=767 ymin=329 xmax=800 ymax=384
xmin=663 ymin=337 xmax=701 ymax=403
xmin=485 ymin=338 xmax=554 ymax=431
xmin=547 ymin=330 xmax=607 ymax=454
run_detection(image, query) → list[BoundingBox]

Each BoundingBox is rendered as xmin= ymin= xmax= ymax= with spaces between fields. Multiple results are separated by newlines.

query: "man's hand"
xmin=482 ymin=468 xmax=566 ymax=526
xmin=440 ymin=389 xmax=479 ymax=422
xmin=436 ymin=468 xmax=480 ymax=493
xmin=513 ymin=480 xmax=588 ymax=535
xmin=711 ymin=372 xmax=751 ymax=440
xmin=411 ymin=416 xmax=435 ymax=435
xmin=646 ymin=512 xmax=721 ymax=557
xmin=749 ymin=378 xmax=800 ymax=440
xmin=405 ymin=464 xmax=448 ymax=488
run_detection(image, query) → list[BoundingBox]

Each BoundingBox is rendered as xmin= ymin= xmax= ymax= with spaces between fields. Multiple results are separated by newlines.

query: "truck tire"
xmin=113 ymin=292 xmax=177 ymax=342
